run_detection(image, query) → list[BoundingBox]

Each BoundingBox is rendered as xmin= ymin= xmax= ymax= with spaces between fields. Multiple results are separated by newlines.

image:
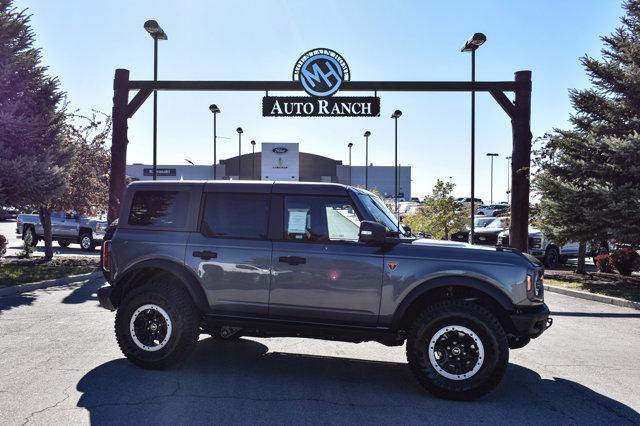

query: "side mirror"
xmin=359 ymin=221 xmax=386 ymax=243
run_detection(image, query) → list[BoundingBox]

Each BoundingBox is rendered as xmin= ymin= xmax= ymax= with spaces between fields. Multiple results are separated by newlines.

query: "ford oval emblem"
xmin=272 ymin=147 xmax=288 ymax=154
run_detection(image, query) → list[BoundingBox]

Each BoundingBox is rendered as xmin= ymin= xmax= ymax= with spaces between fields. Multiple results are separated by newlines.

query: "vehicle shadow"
xmin=76 ymin=338 xmax=639 ymax=424
xmin=0 ymin=293 xmax=36 ymax=314
xmin=33 ymin=246 xmax=99 ymax=257
xmin=62 ymin=276 xmax=103 ymax=304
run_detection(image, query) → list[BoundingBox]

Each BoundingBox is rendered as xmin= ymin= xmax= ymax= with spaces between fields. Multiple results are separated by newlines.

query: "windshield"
xmin=356 ymin=191 xmax=405 ymax=235
xmin=487 ymin=218 xmax=509 ymax=228
xmin=474 ymin=217 xmax=495 ymax=228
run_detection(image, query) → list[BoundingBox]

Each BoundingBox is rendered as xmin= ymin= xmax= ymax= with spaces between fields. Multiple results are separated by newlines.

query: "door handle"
xmin=193 ymin=250 xmax=217 ymax=260
xmin=279 ymin=256 xmax=306 ymax=265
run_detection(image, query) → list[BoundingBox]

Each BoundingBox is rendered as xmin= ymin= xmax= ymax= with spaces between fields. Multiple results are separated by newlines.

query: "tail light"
xmin=102 ymin=241 xmax=110 ymax=272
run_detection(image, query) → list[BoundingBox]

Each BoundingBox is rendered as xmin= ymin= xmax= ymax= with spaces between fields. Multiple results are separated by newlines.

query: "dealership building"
xmin=126 ymin=142 xmax=411 ymax=199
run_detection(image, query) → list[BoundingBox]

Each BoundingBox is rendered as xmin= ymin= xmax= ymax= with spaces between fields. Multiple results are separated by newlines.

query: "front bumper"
xmin=510 ymin=303 xmax=552 ymax=338
xmin=97 ymin=285 xmax=116 ymax=311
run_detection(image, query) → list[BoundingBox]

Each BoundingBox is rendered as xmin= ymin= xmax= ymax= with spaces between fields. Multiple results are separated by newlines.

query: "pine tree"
xmin=535 ymin=0 xmax=640 ymax=272
xmin=0 ymin=0 xmax=71 ymax=260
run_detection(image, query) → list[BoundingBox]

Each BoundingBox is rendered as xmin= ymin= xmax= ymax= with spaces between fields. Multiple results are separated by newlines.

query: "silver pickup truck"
xmin=16 ymin=211 xmax=107 ymax=251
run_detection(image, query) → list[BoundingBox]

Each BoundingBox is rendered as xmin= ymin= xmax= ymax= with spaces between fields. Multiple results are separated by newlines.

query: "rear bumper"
xmin=97 ymin=285 xmax=116 ymax=311
xmin=510 ymin=303 xmax=552 ymax=338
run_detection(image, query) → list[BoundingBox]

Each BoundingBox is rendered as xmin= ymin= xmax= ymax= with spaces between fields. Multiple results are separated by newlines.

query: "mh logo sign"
xmin=293 ymin=48 xmax=350 ymax=97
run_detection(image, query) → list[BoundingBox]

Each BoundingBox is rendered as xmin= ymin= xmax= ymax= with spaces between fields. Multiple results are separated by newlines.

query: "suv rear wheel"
xmin=115 ymin=280 xmax=200 ymax=369
xmin=406 ymin=300 xmax=508 ymax=400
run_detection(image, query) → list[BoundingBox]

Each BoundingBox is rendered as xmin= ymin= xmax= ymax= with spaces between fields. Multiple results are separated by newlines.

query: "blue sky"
xmin=17 ymin=0 xmax=623 ymax=200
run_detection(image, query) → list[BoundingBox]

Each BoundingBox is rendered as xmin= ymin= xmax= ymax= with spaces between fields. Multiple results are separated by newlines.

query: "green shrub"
xmin=609 ymin=248 xmax=640 ymax=276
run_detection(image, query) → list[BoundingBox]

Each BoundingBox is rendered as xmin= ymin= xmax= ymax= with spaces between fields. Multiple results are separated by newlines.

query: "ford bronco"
xmin=98 ymin=180 xmax=551 ymax=400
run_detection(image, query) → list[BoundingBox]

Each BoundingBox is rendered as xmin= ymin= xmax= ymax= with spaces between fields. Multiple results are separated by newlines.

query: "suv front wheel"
xmin=406 ymin=300 xmax=508 ymax=400
xmin=115 ymin=280 xmax=200 ymax=369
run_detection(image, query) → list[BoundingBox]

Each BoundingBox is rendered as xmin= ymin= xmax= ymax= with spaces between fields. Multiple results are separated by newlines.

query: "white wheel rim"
xmin=428 ymin=325 xmax=485 ymax=381
xmin=81 ymin=237 xmax=91 ymax=249
xmin=129 ymin=304 xmax=173 ymax=352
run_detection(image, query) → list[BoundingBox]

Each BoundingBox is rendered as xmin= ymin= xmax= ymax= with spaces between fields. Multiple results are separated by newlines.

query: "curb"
xmin=0 ymin=271 xmax=103 ymax=297
xmin=544 ymin=284 xmax=640 ymax=310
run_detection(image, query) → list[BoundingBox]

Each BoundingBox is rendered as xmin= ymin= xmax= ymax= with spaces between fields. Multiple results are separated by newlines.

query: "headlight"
xmin=527 ymin=271 xmax=544 ymax=301
xmin=96 ymin=223 xmax=107 ymax=232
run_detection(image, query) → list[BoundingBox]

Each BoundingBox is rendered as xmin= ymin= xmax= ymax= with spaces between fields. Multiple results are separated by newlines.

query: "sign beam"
xmin=109 ymin=69 xmax=533 ymax=252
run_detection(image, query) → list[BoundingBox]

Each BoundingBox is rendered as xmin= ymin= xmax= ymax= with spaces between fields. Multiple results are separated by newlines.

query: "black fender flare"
xmin=111 ymin=258 xmax=208 ymax=312
xmin=391 ymin=275 xmax=514 ymax=329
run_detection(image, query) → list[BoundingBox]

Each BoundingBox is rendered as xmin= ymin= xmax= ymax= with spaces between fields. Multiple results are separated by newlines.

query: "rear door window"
xmin=200 ymin=193 xmax=270 ymax=239
xmin=128 ymin=190 xmax=189 ymax=228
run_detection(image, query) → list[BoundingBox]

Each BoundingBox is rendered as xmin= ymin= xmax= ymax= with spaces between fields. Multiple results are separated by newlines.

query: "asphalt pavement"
xmin=0 ymin=276 xmax=639 ymax=425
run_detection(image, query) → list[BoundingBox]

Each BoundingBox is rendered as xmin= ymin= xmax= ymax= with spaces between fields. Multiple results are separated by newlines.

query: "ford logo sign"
xmin=272 ymin=147 xmax=288 ymax=154
xmin=293 ymin=48 xmax=350 ymax=98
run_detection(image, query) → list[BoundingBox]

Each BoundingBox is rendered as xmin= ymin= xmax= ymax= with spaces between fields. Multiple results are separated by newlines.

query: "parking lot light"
xmin=209 ymin=104 xmax=220 ymax=179
xmin=236 ymin=127 xmax=243 ymax=179
xmin=143 ymin=20 xmax=168 ymax=181
xmin=347 ymin=142 xmax=353 ymax=186
xmin=461 ymin=32 xmax=487 ymax=244
xmin=391 ymin=110 xmax=402 ymax=223
xmin=364 ymin=131 xmax=371 ymax=190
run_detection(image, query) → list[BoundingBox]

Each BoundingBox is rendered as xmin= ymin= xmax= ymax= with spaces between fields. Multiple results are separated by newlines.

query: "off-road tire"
xmin=79 ymin=232 xmax=95 ymax=252
xmin=58 ymin=241 xmax=70 ymax=248
xmin=406 ymin=300 xmax=509 ymax=400
xmin=115 ymin=280 xmax=200 ymax=369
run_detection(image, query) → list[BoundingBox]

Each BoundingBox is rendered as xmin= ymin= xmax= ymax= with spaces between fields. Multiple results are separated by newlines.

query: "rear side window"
xmin=201 ymin=193 xmax=269 ymax=239
xmin=128 ymin=190 xmax=189 ymax=228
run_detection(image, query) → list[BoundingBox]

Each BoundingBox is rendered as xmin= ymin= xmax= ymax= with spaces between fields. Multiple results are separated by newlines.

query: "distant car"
xmin=475 ymin=204 xmax=509 ymax=217
xmin=471 ymin=217 xmax=510 ymax=245
xmin=450 ymin=216 xmax=501 ymax=242
xmin=455 ymin=197 xmax=484 ymax=207
xmin=0 ymin=206 xmax=19 ymax=221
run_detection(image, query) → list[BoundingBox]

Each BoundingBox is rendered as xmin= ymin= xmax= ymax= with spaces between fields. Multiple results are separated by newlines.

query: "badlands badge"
xmin=387 ymin=261 xmax=399 ymax=271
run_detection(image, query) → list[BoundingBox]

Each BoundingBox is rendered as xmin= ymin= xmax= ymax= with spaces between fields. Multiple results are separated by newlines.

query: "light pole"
xmin=251 ymin=140 xmax=256 ymax=180
xmin=461 ymin=32 xmax=486 ymax=244
xmin=236 ymin=127 xmax=243 ymax=180
xmin=185 ymin=159 xmax=194 ymax=165
xmin=143 ymin=20 xmax=168 ymax=181
xmin=391 ymin=110 xmax=402 ymax=219
xmin=209 ymin=104 xmax=220 ymax=180
xmin=364 ymin=131 xmax=371 ymax=190
xmin=486 ymin=153 xmax=499 ymax=204
xmin=506 ymin=155 xmax=512 ymax=203
xmin=347 ymin=142 xmax=353 ymax=185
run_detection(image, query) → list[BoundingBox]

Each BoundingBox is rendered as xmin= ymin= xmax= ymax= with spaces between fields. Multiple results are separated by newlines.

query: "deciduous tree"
xmin=403 ymin=179 xmax=469 ymax=240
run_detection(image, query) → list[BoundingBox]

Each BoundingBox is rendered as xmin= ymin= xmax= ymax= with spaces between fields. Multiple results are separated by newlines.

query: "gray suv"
xmin=98 ymin=180 xmax=551 ymax=400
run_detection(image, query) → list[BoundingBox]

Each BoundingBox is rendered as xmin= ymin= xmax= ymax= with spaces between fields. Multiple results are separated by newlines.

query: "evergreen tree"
xmin=0 ymin=0 xmax=71 ymax=260
xmin=535 ymin=0 xmax=640 ymax=272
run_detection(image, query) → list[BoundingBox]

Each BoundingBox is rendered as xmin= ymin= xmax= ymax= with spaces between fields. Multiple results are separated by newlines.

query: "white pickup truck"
xmin=16 ymin=211 xmax=107 ymax=251
xmin=497 ymin=227 xmax=579 ymax=268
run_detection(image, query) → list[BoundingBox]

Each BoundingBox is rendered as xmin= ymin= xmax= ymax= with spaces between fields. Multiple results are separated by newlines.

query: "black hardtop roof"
xmin=128 ymin=180 xmax=354 ymax=196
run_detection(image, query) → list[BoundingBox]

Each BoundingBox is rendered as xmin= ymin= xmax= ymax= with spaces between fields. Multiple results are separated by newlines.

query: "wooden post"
xmin=108 ymin=69 xmax=130 ymax=224
xmin=509 ymin=71 xmax=532 ymax=252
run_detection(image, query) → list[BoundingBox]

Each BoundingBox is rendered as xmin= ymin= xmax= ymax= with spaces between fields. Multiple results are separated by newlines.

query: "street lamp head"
xmin=251 ymin=140 xmax=256 ymax=146
xmin=486 ymin=153 xmax=499 ymax=157
xmin=461 ymin=32 xmax=486 ymax=52
xmin=144 ymin=20 xmax=168 ymax=40
xmin=209 ymin=104 xmax=220 ymax=114
xmin=348 ymin=142 xmax=353 ymax=148
xmin=364 ymin=131 xmax=371 ymax=137
xmin=391 ymin=110 xmax=403 ymax=119
xmin=236 ymin=127 xmax=243 ymax=134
